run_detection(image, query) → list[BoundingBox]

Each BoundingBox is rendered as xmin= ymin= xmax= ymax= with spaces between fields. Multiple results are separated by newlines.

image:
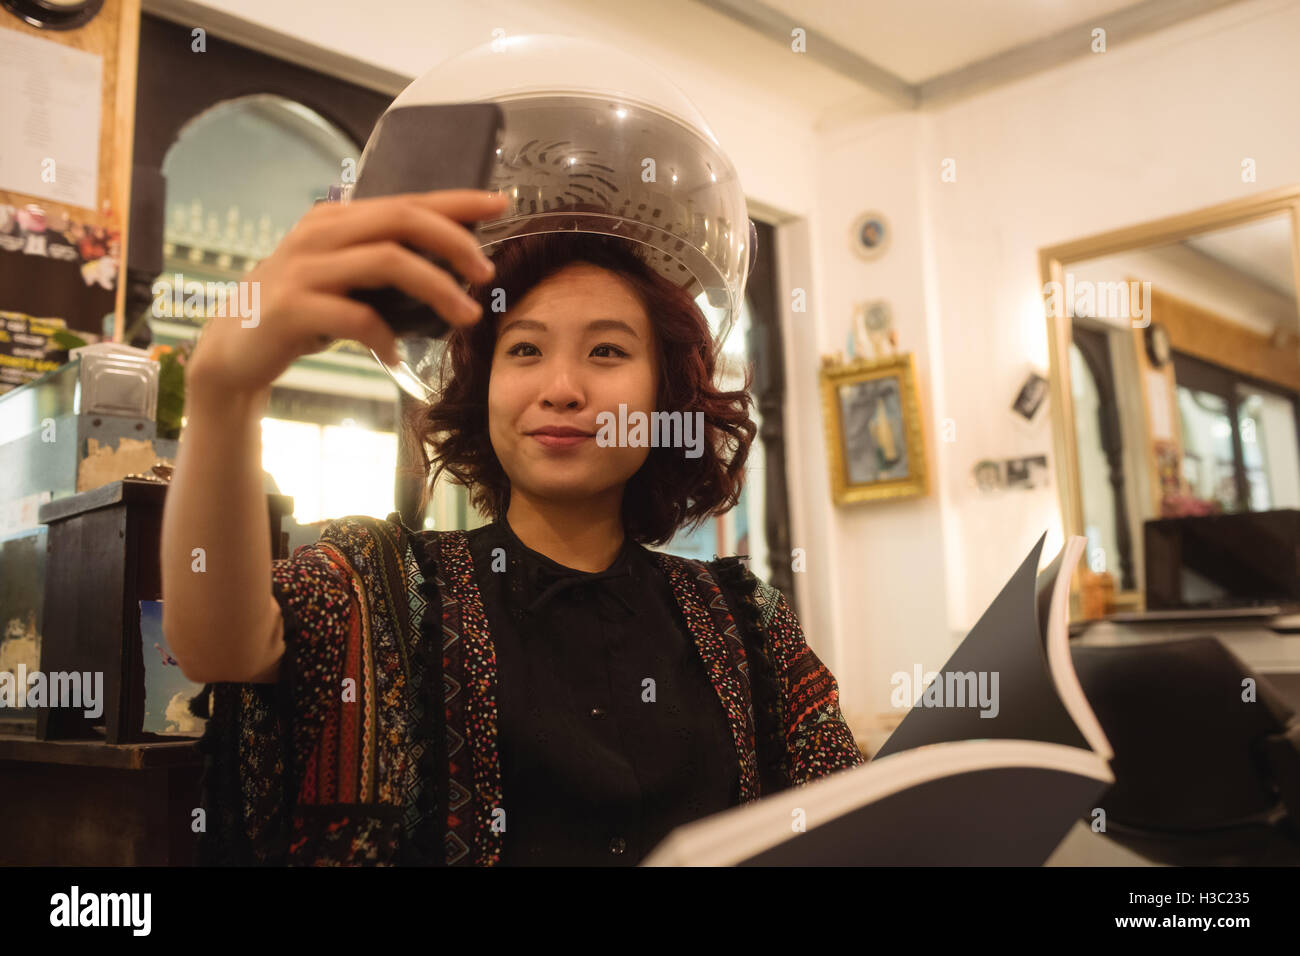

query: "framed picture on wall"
xmin=820 ymin=353 xmax=929 ymax=505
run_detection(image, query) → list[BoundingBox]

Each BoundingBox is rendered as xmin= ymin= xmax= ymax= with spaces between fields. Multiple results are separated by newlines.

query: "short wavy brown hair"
xmin=411 ymin=231 xmax=756 ymax=546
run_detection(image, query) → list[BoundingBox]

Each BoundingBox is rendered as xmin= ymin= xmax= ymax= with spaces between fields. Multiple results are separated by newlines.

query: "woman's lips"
xmin=531 ymin=433 xmax=591 ymax=449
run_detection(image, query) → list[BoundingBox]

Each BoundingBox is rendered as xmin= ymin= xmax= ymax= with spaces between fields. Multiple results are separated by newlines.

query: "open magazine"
xmin=641 ymin=533 xmax=1114 ymax=866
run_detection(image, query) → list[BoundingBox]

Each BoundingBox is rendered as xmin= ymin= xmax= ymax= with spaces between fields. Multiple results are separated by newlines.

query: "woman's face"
xmin=488 ymin=262 xmax=659 ymax=507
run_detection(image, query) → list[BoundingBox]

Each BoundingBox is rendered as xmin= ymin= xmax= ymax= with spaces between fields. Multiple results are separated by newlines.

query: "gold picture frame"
xmin=820 ymin=353 xmax=929 ymax=505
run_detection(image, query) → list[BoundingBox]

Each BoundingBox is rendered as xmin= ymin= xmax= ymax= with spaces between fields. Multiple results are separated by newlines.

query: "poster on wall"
xmin=0 ymin=27 xmax=103 ymax=210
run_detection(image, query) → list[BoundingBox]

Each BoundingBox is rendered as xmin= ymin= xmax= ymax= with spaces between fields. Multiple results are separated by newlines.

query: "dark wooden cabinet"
xmin=35 ymin=478 xmax=291 ymax=743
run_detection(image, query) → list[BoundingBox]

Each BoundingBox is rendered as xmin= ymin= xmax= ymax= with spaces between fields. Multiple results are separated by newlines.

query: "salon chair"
xmin=1070 ymin=637 xmax=1300 ymax=866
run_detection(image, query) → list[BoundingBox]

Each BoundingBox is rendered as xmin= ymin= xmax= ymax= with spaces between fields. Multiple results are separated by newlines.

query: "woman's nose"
xmin=539 ymin=363 xmax=584 ymax=408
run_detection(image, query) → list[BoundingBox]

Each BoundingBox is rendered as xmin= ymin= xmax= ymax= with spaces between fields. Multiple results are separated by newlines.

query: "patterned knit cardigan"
xmin=191 ymin=514 xmax=865 ymax=866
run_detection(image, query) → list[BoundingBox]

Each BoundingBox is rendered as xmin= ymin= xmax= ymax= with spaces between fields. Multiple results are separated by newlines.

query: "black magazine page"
xmin=740 ymin=765 xmax=1111 ymax=866
xmin=874 ymin=532 xmax=1090 ymax=759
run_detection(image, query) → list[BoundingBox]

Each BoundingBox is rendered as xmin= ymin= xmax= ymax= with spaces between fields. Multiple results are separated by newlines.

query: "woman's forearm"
xmin=160 ymin=364 xmax=281 ymax=684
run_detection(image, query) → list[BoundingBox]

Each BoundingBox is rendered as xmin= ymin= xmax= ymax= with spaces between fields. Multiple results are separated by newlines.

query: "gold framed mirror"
xmin=1040 ymin=185 xmax=1300 ymax=620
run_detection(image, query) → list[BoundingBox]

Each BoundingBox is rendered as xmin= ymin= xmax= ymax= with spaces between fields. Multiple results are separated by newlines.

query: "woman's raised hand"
xmin=186 ymin=189 xmax=507 ymax=400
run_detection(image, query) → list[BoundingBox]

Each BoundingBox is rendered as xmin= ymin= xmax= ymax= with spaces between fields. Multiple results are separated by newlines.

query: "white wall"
xmin=801 ymin=113 xmax=956 ymax=735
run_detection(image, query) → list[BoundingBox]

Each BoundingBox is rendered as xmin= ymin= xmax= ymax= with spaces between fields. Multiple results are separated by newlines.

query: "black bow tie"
xmin=523 ymin=561 xmax=636 ymax=617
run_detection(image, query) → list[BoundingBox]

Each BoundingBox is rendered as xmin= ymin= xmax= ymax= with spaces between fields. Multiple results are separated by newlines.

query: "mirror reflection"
xmin=1065 ymin=211 xmax=1300 ymax=609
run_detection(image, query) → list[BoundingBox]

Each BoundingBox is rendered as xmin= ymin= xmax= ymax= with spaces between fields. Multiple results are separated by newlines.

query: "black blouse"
xmin=465 ymin=517 xmax=740 ymax=866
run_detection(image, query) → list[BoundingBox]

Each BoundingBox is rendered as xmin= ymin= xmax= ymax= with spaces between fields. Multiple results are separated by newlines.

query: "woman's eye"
xmin=592 ymin=344 xmax=629 ymax=358
xmin=505 ymin=342 xmax=539 ymax=357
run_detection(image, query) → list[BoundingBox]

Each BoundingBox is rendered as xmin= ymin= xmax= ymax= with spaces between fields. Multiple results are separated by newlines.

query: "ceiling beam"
xmin=919 ymin=0 xmax=1248 ymax=108
xmin=692 ymin=0 xmax=1250 ymax=112
xmin=691 ymin=0 xmax=919 ymax=109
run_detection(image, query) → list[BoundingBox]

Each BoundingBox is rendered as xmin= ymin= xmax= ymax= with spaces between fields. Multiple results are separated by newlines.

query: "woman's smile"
xmin=531 ymin=432 xmax=592 ymax=450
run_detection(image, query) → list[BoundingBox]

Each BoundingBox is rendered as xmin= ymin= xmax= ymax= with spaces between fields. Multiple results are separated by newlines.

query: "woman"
xmin=161 ymin=36 xmax=864 ymax=867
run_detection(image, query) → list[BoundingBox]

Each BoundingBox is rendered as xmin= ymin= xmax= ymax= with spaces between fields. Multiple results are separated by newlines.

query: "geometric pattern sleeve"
xmin=752 ymin=579 xmax=867 ymax=786
xmin=193 ymin=531 xmax=361 ymax=865
xmin=268 ymin=539 xmax=358 ymax=802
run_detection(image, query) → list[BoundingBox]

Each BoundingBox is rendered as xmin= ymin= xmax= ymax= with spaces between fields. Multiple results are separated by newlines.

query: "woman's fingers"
xmin=294 ymin=196 xmax=500 ymax=286
xmin=297 ymin=241 xmax=484 ymax=329
xmin=406 ymin=188 xmax=510 ymax=222
xmin=294 ymin=292 xmax=400 ymax=366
